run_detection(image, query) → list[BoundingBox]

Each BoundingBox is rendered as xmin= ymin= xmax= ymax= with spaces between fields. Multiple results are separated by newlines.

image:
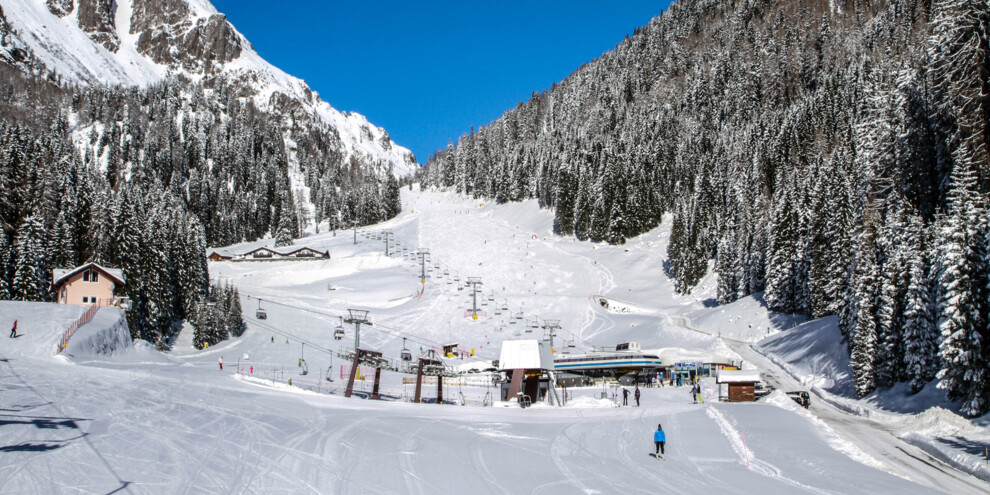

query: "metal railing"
xmin=56 ymin=303 xmax=103 ymax=354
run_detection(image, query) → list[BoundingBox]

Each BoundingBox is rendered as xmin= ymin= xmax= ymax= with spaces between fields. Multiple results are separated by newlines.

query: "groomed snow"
xmin=1 ymin=185 xmax=987 ymax=493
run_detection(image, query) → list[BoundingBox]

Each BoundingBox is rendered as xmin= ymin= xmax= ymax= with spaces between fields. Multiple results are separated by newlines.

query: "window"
xmin=82 ymin=270 xmax=99 ymax=282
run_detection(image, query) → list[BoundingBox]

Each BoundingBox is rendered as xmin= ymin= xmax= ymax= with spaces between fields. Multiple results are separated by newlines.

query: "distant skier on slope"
xmin=9 ymin=320 xmax=17 ymax=338
xmin=654 ymin=424 xmax=666 ymax=459
xmin=219 ymin=356 xmax=223 ymax=371
xmin=692 ymin=383 xmax=698 ymax=404
xmin=634 ymin=387 xmax=641 ymax=407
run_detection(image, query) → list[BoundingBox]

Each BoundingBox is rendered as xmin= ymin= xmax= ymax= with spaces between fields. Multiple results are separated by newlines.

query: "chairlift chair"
xmin=401 ymin=338 xmax=412 ymax=362
xmin=334 ymin=317 xmax=345 ymax=341
xmin=256 ymin=308 xmax=267 ymax=319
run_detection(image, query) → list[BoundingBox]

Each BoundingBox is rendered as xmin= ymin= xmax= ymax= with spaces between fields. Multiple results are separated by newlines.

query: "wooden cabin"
xmin=716 ymin=369 xmax=760 ymax=402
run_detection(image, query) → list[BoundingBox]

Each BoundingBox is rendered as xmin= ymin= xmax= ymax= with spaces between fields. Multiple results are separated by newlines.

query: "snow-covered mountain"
xmin=0 ymin=0 xmax=417 ymax=176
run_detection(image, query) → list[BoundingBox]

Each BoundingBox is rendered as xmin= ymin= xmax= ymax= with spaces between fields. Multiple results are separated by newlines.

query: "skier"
xmin=654 ymin=424 xmax=666 ymax=459
xmin=219 ymin=356 xmax=224 ymax=371
xmin=622 ymin=388 xmax=630 ymax=406
xmin=634 ymin=387 xmax=641 ymax=407
xmin=691 ymin=383 xmax=698 ymax=403
xmin=9 ymin=320 xmax=17 ymax=338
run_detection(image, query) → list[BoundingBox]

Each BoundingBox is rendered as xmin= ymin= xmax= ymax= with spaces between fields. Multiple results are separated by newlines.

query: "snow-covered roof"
xmin=499 ymin=340 xmax=553 ymax=370
xmin=53 ymin=263 xmax=125 ymax=287
xmin=717 ymin=370 xmax=761 ymax=384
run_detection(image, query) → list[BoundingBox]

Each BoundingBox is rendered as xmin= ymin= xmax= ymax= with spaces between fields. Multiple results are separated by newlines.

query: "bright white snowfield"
xmin=2 ymin=186 xmax=989 ymax=494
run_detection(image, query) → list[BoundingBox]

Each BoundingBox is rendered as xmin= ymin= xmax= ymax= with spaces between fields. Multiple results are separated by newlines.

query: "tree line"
xmin=424 ymin=0 xmax=990 ymax=416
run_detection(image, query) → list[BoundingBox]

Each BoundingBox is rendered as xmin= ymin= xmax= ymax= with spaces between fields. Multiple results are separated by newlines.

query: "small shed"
xmin=716 ymin=369 xmax=760 ymax=402
xmin=208 ymin=250 xmax=233 ymax=262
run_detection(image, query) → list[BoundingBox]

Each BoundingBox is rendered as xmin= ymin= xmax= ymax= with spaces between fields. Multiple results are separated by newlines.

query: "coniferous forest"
xmin=424 ymin=0 xmax=990 ymax=416
xmin=0 ymin=62 xmax=401 ymax=349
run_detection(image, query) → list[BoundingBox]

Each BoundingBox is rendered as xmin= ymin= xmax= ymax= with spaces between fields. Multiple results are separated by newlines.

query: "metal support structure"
xmin=344 ymin=348 xmax=385 ymax=399
xmin=414 ymin=350 xmax=446 ymax=404
xmin=542 ymin=319 xmax=561 ymax=353
xmin=467 ymin=277 xmax=482 ymax=319
xmin=382 ymin=231 xmax=394 ymax=256
xmin=418 ymin=249 xmax=429 ymax=283
xmin=344 ymin=309 xmax=372 ymax=354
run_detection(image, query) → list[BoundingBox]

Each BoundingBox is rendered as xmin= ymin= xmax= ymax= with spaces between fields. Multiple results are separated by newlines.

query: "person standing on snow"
xmin=219 ymin=356 xmax=223 ymax=371
xmin=9 ymin=320 xmax=17 ymax=338
xmin=634 ymin=387 xmax=641 ymax=407
xmin=622 ymin=388 xmax=629 ymax=406
xmin=654 ymin=424 xmax=666 ymax=458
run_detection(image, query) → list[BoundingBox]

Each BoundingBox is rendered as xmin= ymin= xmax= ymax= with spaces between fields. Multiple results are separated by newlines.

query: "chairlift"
xmin=299 ymin=359 xmax=309 ymax=375
xmin=256 ymin=299 xmax=267 ymax=319
xmin=516 ymin=312 xmax=525 ymax=320
xmin=401 ymin=338 xmax=412 ymax=362
xmin=501 ymin=301 xmax=509 ymax=311
xmin=334 ymin=317 xmax=345 ymax=340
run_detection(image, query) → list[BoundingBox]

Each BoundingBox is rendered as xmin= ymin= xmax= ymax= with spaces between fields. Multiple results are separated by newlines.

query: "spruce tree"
xmin=903 ymin=235 xmax=938 ymax=394
xmin=937 ymin=159 xmax=989 ymax=417
xmin=11 ymin=215 xmax=50 ymax=301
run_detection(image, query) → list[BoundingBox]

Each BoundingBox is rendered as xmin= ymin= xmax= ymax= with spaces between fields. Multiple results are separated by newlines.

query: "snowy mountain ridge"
xmin=0 ymin=0 xmax=417 ymax=177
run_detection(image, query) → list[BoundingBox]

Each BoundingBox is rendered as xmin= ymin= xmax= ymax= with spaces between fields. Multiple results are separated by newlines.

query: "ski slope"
xmin=1 ymin=185 xmax=987 ymax=493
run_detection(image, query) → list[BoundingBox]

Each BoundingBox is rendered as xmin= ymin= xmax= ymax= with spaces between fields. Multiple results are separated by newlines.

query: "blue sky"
xmin=212 ymin=1 xmax=672 ymax=164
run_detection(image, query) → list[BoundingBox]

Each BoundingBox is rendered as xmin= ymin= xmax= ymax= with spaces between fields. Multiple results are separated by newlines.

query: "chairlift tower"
xmin=542 ymin=319 xmax=560 ymax=353
xmin=417 ymin=249 xmax=430 ymax=284
xmin=467 ymin=277 xmax=483 ymax=320
xmin=344 ymin=309 xmax=372 ymax=354
xmin=383 ymin=231 xmax=394 ymax=256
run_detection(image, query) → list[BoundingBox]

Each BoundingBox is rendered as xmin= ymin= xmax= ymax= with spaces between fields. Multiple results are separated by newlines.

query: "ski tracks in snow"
xmin=704 ymin=405 xmax=833 ymax=495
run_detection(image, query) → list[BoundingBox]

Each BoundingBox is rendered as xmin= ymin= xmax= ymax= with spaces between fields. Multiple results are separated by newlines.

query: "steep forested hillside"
xmin=424 ymin=0 xmax=990 ymax=416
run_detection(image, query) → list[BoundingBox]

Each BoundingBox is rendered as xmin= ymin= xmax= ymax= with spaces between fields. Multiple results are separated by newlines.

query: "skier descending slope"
xmin=654 ymin=424 xmax=666 ymax=460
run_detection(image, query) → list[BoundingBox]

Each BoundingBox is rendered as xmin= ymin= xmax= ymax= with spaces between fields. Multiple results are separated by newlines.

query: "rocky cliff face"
xmin=77 ymin=0 xmax=119 ymax=52
xmin=45 ymin=0 xmax=73 ymax=18
xmin=2 ymin=0 xmax=418 ymax=178
xmin=131 ymin=0 xmax=241 ymax=73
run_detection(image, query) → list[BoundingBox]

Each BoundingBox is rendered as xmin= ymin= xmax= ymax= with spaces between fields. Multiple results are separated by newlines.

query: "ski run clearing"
xmin=1 ymin=185 xmax=988 ymax=494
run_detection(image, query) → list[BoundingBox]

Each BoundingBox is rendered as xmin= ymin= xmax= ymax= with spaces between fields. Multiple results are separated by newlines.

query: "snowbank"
xmin=63 ymin=307 xmax=132 ymax=359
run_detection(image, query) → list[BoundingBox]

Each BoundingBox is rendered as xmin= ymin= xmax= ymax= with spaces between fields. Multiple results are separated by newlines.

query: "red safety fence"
xmin=56 ymin=303 xmax=104 ymax=354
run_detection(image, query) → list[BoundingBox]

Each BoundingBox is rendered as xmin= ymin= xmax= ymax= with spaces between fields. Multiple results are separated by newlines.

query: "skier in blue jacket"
xmin=654 ymin=424 xmax=666 ymax=457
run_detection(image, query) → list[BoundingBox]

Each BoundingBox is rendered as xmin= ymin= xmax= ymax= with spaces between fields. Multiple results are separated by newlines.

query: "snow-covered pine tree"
xmin=875 ymin=198 xmax=912 ymax=387
xmin=902 ymin=218 xmax=938 ymax=393
xmin=851 ymin=217 xmax=882 ymax=397
xmin=936 ymin=158 xmax=989 ymax=417
xmin=225 ymin=283 xmax=244 ymax=337
xmin=0 ymin=229 xmax=9 ymax=299
xmin=11 ymin=214 xmax=50 ymax=301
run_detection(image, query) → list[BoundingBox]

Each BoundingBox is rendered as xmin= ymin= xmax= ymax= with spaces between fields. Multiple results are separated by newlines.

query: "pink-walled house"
xmin=52 ymin=262 xmax=126 ymax=306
